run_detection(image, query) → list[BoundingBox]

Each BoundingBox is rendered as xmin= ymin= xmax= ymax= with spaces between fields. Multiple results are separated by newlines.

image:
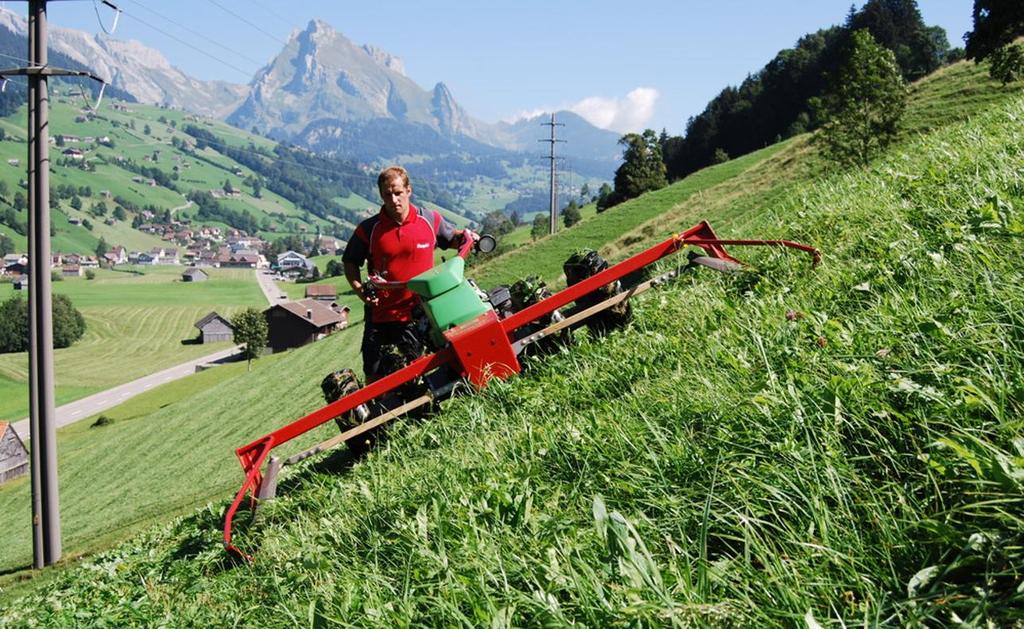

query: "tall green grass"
xmin=2 ymin=91 xmax=1022 ymax=626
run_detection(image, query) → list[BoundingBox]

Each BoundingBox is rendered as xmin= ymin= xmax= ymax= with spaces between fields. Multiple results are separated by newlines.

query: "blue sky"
xmin=44 ymin=0 xmax=973 ymax=135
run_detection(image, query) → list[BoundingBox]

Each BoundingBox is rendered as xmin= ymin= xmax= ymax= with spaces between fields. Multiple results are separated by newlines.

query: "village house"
xmin=0 ymin=422 xmax=29 ymax=484
xmin=107 ymin=246 xmax=127 ymax=265
xmin=134 ymin=250 xmax=160 ymax=265
xmin=4 ymin=261 xmax=28 ymax=277
xmin=61 ymin=263 xmax=82 ymax=277
xmin=160 ymin=248 xmax=180 ymax=265
xmin=62 ymin=148 xmax=84 ymax=160
xmin=193 ymin=311 xmax=234 ymax=344
xmin=264 ymin=299 xmax=348 ymax=353
xmin=182 ymin=267 xmax=209 ymax=282
xmin=275 ymin=250 xmax=308 ymax=273
xmin=318 ymin=237 xmax=341 ymax=255
xmin=3 ymin=253 xmax=26 ymax=270
xmin=196 ymin=250 xmax=220 ymax=267
xmin=304 ymin=284 xmax=337 ymax=302
xmin=221 ymin=252 xmax=259 ymax=269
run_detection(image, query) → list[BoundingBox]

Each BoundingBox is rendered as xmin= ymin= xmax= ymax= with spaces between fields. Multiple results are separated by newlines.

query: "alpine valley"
xmin=0 ymin=10 xmax=621 ymax=247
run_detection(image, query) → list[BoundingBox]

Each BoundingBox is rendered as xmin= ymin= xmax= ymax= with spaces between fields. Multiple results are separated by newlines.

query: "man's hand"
xmin=453 ymin=228 xmax=479 ymax=254
xmin=345 ymin=260 xmax=379 ymax=306
xmin=356 ymin=283 xmax=379 ymax=306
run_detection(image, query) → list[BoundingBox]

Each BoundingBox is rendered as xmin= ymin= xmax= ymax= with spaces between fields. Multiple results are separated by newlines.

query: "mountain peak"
xmin=306 ymin=18 xmax=335 ymax=35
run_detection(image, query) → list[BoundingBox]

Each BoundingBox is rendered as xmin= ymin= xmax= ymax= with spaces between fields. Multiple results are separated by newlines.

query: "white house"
xmin=276 ymin=250 xmax=308 ymax=272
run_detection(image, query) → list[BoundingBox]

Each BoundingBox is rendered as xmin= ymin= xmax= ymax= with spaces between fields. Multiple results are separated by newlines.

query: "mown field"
xmin=3 ymin=87 xmax=1022 ymax=626
xmin=0 ymin=315 xmax=365 ymax=579
xmin=0 ymin=58 xmax=1021 ymax=624
xmin=0 ymin=266 xmax=264 ymax=420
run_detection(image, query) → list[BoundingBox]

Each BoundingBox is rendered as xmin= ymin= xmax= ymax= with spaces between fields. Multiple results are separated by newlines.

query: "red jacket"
xmin=343 ymin=204 xmax=456 ymax=322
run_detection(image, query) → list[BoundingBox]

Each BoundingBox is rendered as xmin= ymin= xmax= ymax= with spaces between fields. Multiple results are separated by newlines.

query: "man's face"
xmin=380 ymin=176 xmax=412 ymax=223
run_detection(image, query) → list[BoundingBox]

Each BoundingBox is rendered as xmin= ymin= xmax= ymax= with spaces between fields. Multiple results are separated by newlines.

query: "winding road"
xmin=11 ymin=269 xmax=279 ymax=439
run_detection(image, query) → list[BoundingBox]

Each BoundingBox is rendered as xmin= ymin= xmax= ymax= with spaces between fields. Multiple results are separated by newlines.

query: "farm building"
xmin=194 ymin=311 xmax=235 ymax=344
xmin=264 ymin=299 xmax=348 ymax=353
xmin=182 ymin=267 xmax=209 ymax=282
xmin=304 ymin=284 xmax=337 ymax=301
xmin=0 ymin=422 xmax=29 ymax=484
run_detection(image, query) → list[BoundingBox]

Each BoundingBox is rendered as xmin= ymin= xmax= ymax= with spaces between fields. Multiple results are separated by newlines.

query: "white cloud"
xmin=503 ymin=108 xmax=548 ymax=124
xmin=569 ymin=88 xmax=659 ymax=133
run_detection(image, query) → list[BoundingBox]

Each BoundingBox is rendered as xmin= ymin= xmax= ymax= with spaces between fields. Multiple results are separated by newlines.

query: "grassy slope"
xmin=1 ymin=63 xmax=1022 ymax=624
xmin=0 ymin=266 xmax=265 ymax=420
xmin=475 ymin=59 xmax=1018 ymax=292
xmin=3 ymin=93 xmax=1021 ymax=627
xmin=0 ymin=322 xmax=365 ymax=577
xmin=472 ymin=141 xmax=792 ymax=288
xmin=0 ymin=96 xmax=347 ymax=256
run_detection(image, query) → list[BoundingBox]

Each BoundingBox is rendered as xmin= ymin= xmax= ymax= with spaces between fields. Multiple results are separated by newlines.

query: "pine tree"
xmin=815 ymin=29 xmax=907 ymax=167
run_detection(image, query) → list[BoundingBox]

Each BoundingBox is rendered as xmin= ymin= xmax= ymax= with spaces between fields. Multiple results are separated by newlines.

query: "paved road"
xmin=11 ymin=345 xmax=242 ymax=438
xmin=255 ymin=268 xmax=287 ymax=305
xmin=10 ymin=270 xmax=280 ymax=440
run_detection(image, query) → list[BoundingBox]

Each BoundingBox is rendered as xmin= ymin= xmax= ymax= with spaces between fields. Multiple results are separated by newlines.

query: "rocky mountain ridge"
xmin=0 ymin=7 xmax=247 ymax=118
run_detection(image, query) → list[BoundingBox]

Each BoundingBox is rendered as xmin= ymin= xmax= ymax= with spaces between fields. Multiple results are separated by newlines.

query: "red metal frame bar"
xmin=223 ymin=220 xmax=819 ymax=557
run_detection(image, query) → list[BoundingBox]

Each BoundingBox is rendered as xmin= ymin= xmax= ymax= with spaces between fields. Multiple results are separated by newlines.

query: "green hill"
xmin=1 ymin=61 xmax=1022 ymax=624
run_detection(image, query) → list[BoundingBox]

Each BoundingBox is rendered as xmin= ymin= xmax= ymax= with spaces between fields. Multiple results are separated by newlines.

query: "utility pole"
xmin=2 ymin=0 xmax=108 ymax=568
xmin=539 ymin=113 xmax=564 ymax=235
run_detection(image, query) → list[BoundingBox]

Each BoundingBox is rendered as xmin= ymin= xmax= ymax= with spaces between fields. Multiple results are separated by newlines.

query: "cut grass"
xmin=0 ymin=267 xmax=264 ymax=420
xmin=0 ymin=323 xmax=364 ymax=577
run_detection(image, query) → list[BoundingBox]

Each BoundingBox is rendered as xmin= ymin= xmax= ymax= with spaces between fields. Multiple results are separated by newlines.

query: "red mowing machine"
xmin=224 ymin=221 xmax=820 ymax=558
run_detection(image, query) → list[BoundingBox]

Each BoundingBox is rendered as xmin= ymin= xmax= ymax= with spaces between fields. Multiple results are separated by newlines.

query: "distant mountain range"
xmin=0 ymin=9 xmax=245 ymax=118
xmin=0 ymin=10 xmax=621 ymax=177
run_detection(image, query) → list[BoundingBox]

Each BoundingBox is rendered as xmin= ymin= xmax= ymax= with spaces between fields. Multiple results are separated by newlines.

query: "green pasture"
xmin=0 ymin=319 xmax=364 ymax=579
xmin=0 ymin=266 xmax=264 ymax=420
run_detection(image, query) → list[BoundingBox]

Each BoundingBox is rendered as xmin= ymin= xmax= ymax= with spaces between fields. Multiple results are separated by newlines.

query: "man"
xmin=343 ymin=166 xmax=469 ymax=381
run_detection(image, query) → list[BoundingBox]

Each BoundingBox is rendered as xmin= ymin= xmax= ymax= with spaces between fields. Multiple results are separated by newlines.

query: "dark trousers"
xmin=361 ymin=317 xmax=425 ymax=382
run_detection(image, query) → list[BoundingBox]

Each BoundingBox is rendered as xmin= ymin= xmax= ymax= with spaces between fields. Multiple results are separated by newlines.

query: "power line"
xmin=0 ymin=50 xmax=36 ymax=68
xmin=208 ymin=0 xmax=288 ymax=48
xmin=246 ymin=0 xmax=293 ymax=28
xmin=117 ymin=8 xmax=255 ymax=79
xmin=120 ymin=0 xmax=268 ymax=69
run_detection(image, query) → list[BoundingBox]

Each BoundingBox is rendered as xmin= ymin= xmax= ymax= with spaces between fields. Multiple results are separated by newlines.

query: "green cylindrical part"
xmin=408 ymin=257 xmax=491 ymax=345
